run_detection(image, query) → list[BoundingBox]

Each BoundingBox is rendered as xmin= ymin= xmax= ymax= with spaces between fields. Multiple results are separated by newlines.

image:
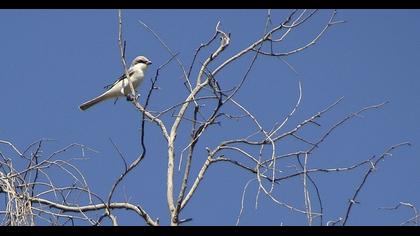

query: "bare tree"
xmin=0 ymin=9 xmax=413 ymax=226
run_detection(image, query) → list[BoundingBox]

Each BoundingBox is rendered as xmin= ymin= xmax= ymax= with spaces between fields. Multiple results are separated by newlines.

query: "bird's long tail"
xmin=79 ymin=93 xmax=112 ymax=111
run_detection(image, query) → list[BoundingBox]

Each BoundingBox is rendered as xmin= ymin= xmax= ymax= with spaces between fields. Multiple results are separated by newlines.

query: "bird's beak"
xmin=147 ymin=61 xmax=152 ymax=65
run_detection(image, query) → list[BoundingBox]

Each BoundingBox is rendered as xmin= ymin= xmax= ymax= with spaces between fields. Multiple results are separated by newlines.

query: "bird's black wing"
xmin=103 ymin=69 xmax=135 ymax=90
xmin=103 ymin=73 xmax=126 ymax=90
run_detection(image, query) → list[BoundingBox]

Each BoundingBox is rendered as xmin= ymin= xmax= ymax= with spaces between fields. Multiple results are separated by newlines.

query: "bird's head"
xmin=131 ymin=55 xmax=152 ymax=70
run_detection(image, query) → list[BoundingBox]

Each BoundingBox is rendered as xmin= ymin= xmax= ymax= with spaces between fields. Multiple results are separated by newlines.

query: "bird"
xmin=79 ymin=55 xmax=152 ymax=111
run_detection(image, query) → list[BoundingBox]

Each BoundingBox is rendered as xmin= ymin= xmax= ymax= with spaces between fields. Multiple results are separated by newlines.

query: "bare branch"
xmin=379 ymin=202 xmax=419 ymax=226
xmin=342 ymin=142 xmax=411 ymax=225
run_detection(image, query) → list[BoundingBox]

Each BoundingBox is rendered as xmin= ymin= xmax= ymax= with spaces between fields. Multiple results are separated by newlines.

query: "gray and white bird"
xmin=79 ymin=56 xmax=152 ymax=111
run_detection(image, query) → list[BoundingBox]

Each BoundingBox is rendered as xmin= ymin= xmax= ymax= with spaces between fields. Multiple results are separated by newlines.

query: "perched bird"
xmin=79 ymin=55 xmax=152 ymax=111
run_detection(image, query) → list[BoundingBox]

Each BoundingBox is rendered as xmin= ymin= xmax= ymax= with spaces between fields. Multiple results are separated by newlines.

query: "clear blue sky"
xmin=0 ymin=9 xmax=419 ymax=226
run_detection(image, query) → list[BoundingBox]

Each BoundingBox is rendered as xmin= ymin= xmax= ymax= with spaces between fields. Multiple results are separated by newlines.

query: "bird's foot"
xmin=126 ymin=94 xmax=140 ymax=101
xmin=126 ymin=94 xmax=135 ymax=101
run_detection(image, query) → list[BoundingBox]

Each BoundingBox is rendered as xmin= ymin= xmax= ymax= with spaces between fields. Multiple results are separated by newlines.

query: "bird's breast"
xmin=130 ymin=71 xmax=144 ymax=88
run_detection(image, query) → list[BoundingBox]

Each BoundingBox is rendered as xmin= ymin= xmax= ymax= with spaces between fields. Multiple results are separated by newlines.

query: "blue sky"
xmin=0 ymin=9 xmax=419 ymax=226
